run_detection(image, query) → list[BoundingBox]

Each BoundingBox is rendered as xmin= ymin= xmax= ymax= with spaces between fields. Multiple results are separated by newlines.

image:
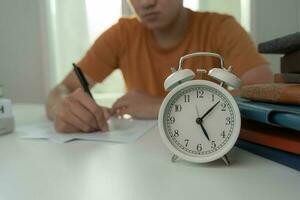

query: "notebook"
xmin=236 ymin=139 xmax=300 ymax=171
xmin=235 ymin=97 xmax=300 ymax=131
xmin=17 ymin=117 xmax=157 ymax=143
xmin=240 ymin=119 xmax=300 ymax=154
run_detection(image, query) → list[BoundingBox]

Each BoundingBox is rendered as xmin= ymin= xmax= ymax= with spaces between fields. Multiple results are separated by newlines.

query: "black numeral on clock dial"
xmin=226 ymin=117 xmax=231 ymax=125
xmin=169 ymin=116 xmax=175 ymax=124
xmin=174 ymin=130 xmax=179 ymax=137
xmin=196 ymin=90 xmax=204 ymax=98
xmin=175 ymin=104 xmax=182 ymax=112
xmin=211 ymin=141 xmax=216 ymax=149
xmin=184 ymin=139 xmax=189 ymax=147
xmin=221 ymin=130 xmax=226 ymax=138
xmin=184 ymin=94 xmax=190 ymax=102
xmin=197 ymin=144 xmax=202 ymax=151
xmin=221 ymin=103 xmax=226 ymax=111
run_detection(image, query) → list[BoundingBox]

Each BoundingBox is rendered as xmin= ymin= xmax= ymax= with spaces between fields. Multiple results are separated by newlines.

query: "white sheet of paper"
xmin=17 ymin=117 xmax=157 ymax=143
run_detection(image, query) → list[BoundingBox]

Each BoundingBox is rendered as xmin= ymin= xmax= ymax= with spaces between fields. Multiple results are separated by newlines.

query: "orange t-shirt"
xmin=78 ymin=10 xmax=268 ymax=97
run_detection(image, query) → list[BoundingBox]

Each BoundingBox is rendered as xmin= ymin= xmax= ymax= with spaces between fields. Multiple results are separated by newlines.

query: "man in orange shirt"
xmin=46 ymin=0 xmax=273 ymax=133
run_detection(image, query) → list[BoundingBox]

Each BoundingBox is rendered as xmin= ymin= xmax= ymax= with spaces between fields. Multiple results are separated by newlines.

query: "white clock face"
xmin=160 ymin=81 xmax=240 ymax=162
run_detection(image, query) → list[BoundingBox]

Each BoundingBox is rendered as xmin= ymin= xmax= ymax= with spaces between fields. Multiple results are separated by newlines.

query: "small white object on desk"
xmin=0 ymin=98 xmax=15 ymax=135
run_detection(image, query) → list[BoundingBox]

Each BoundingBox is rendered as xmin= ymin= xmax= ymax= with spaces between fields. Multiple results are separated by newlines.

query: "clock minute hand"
xmin=195 ymin=105 xmax=210 ymax=141
xmin=200 ymin=101 xmax=220 ymax=120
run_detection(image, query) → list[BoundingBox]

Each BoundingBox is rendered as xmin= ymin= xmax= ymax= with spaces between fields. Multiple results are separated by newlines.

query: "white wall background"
xmin=0 ymin=0 xmax=47 ymax=103
xmin=199 ymin=0 xmax=241 ymax=24
xmin=250 ymin=0 xmax=300 ymax=73
xmin=0 ymin=0 xmax=90 ymax=103
xmin=1 ymin=0 xmax=300 ymax=103
xmin=48 ymin=0 xmax=90 ymax=87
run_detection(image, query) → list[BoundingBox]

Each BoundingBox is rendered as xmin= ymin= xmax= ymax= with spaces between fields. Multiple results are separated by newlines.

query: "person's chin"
xmin=143 ymin=21 xmax=165 ymax=30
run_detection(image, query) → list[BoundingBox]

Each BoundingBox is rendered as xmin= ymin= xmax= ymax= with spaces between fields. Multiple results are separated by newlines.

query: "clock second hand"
xmin=195 ymin=105 xmax=210 ymax=141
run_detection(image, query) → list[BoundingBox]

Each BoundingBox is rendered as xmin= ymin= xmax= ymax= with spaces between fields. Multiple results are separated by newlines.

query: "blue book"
xmin=235 ymin=97 xmax=300 ymax=132
xmin=236 ymin=139 xmax=300 ymax=171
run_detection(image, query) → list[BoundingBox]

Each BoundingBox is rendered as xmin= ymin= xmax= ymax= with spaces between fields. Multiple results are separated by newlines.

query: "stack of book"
xmin=235 ymin=97 xmax=300 ymax=170
xmin=260 ymin=32 xmax=300 ymax=85
xmin=235 ymin=32 xmax=300 ymax=171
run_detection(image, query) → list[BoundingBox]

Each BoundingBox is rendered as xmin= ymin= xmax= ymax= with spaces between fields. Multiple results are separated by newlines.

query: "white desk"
xmin=0 ymin=104 xmax=299 ymax=200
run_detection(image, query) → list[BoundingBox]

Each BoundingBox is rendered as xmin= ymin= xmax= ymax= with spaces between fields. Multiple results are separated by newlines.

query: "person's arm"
xmin=229 ymin=64 xmax=273 ymax=96
xmin=46 ymin=19 xmax=125 ymax=133
xmin=215 ymin=16 xmax=273 ymax=89
xmin=46 ymin=71 xmax=109 ymax=133
xmin=240 ymin=64 xmax=273 ymax=86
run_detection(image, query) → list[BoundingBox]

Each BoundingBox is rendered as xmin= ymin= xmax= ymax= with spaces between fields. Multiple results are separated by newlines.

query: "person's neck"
xmin=153 ymin=8 xmax=190 ymax=49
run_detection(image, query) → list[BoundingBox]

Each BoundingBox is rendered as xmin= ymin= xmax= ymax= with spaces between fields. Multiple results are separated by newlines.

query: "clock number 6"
xmin=197 ymin=144 xmax=202 ymax=151
xmin=211 ymin=141 xmax=216 ymax=149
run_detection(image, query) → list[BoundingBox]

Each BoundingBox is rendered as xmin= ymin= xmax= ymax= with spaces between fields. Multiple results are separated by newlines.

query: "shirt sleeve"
xmin=77 ymin=20 xmax=124 ymax=82
xmin=215 ymin=16 xmax=269 ymax=77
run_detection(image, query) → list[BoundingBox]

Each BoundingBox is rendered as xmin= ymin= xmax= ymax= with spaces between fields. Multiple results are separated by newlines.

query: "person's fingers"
xmin=72 ymin=88 xmax=109 ymax=131
xmin=74 ymin=88 xmax=111 ymax=130
xmin=58 ymin=107 xmax=94 ymax=133
xmin=65 ymin=111 xmax=94 ymax=133
xmin=73 ymin=88 xmax=98 ymax=113
xmin=54 ymin=119 xmax=81 ymax=133
xmin=113 ymin=106 xmax=134 ymax=118
xmin=68 ymin=97 xmax=98 ymax=130
xmin=102 ymin=107 xmax=111 ymax=120
xmin=94 ymin=109 xmax=109 ymax=131
xmin=111 ymin=99 xmax=129 ymax=115
xmin=56 ymin=95 xmax=96 ymax=132
xmin=54 ymin=108 xmax=88 ymax=133
xmin=111 ymin=107 xmax=128 ymax=118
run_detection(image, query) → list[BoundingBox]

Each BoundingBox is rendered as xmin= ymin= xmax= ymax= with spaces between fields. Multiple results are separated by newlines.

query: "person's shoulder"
xmin=117 ymin=16 xmax=143 ymax=30
xmin=109 ymin=16 xmax=144 ymax=47
xmin=192 ymin=10 xmax=236 ymax=25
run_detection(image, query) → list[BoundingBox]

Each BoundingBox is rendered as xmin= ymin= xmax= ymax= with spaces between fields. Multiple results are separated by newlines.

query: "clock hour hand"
xmin=195 ymin=105 xmax=210 ymax=141
xmin=200 ymin=101 xmax=220 ymax=120
xmin=198 ymin=120 xmax=210 ymax=141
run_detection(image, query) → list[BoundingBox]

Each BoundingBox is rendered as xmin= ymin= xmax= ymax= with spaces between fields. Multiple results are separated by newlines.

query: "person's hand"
xmin=111 ymin=90 xmax=163 ymax=119
xmin=53 ymin=88 xmax=110 ymax=133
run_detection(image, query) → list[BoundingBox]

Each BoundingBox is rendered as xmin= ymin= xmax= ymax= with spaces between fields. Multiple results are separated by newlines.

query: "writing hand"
xmin=54 ymin=88 xmax=110 ymax=133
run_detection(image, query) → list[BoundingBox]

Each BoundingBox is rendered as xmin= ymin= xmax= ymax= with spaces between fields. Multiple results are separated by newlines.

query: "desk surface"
xmin=0 ymin=104 xmax=299 ymax=200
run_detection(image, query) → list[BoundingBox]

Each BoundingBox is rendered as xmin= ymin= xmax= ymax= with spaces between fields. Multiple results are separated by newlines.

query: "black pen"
xmin=72 ymin=63 xmax=94 ymax=100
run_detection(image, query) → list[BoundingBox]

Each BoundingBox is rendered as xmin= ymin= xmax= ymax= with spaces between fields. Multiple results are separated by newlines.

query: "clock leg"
xmin=221 ymin=155 xmax=230 ymax=166
xmin=171 ymin=154 xmax=179 ymax=162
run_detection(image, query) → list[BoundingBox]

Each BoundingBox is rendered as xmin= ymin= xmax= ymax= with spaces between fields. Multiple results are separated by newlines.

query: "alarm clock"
xmin=158 ymin=52 xmax=241 ymax=165
xmin=0 ymin=98 xmax=15 ymax=135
